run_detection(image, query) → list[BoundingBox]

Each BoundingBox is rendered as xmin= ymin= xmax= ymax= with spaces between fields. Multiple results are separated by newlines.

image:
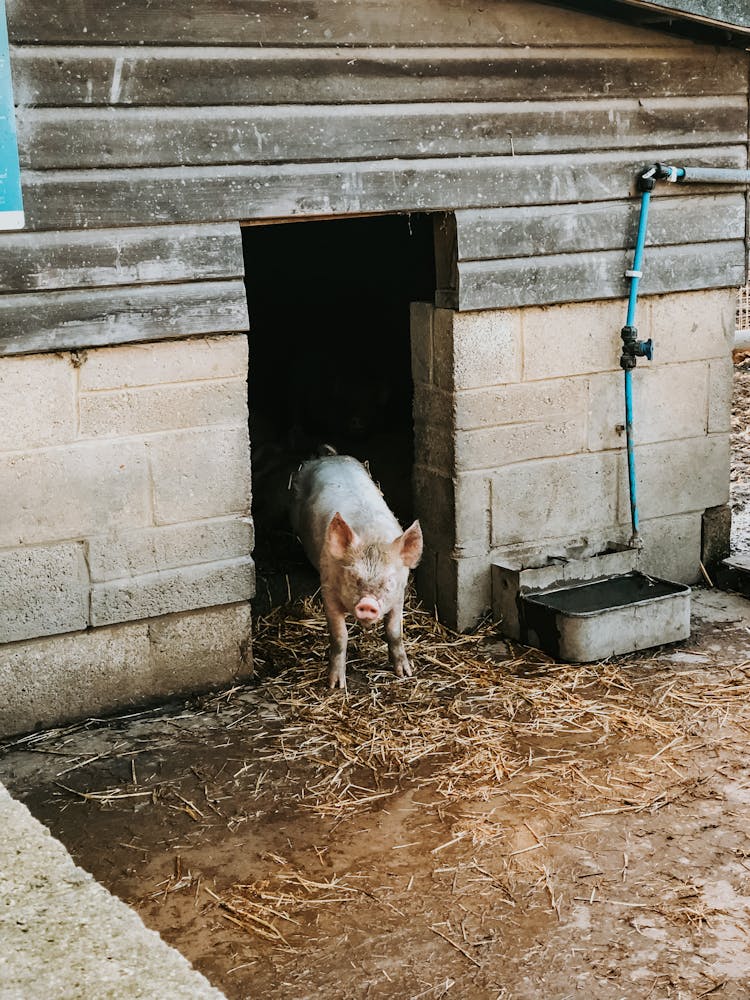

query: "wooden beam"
xmin=17 ymin=97 xmax=746 ymax=170
xmin=0 ymin=223 xmax=243 ymax=292
xmin=446 ymin=240 xmax=746 ymax=310
xmin=0 ymin=279 xmax=249 ymax=355
xmin=13 ymin=44 xmax=746 ymax=108
xmin=454 ymin=193 xmax=745 ymax=261
xmin=18 ymin=145 xmax=746 ymax=231
xmin=5 ymin=0 xmax=683 ymax=47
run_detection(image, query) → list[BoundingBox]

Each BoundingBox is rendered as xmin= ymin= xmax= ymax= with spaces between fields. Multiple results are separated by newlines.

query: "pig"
xmin=290 ymin=452 xmax=423 ymax=689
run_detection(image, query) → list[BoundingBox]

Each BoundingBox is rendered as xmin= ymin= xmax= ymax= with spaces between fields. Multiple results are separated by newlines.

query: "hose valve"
xmin=620 ymin=325 xmax=653 ymax=370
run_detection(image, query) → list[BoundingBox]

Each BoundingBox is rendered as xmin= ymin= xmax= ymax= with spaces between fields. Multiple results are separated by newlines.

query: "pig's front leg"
xmin=384 ymin=605 xmax=412 ymax=679
xmin=324 ymin=596 xmax=349 ymax=689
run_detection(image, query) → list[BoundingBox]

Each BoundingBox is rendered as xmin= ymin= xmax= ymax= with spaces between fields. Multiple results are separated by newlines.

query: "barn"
xmin=1 ymin=0 xmax=748 ymax=737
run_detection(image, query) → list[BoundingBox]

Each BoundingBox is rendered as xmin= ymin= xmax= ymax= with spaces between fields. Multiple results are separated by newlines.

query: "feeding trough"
xmin=520 ymin=572 xmax=690 ymax=662
xmin=492 ymin=550 xmax=691 ymax=662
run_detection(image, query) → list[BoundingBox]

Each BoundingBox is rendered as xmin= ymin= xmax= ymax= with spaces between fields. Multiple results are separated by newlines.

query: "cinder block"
xmin=412 ymin=383 xmax=454 ymax=429
xmin=648 ymin=288 xmax=735 ymax=363
xmin=433 ymin=308 xmax=522 ymax=391
xmin=455 ymin=473 xmax=491 ymax=553
xmin=455 ymin=378 xmax=586 ymax=431
xmin=78 ymin=379 xmax=247 ymax=438
xmin=436 ymin=552 xmax=491 ymax=632
xmin=0 ymin=602 xmax=253 ymax=737
xmin=523 ymin=298 xmax=624 ymax=380
xmin=414 ymin=469 xmax=490 ymax=557
xmin=148 ymin=425 xmax=251 ymax=524
xmin=413 ymin=419 xmax=454 ymax=475
xmin=87 ymin=516 xmax=253 ymax=582
xmin=702 ymin=503 xmax=732 ymax=569
xmin=91 ymin=556 xmax=256 ymax=626
xmin=0 ymin=786 xmax=226 ymax=1000
xmin=491 ymin=452 xmax=620 ymax=547
xmin=620 ymin=434 xmax=730 ymax=522
xmin=637 ymin=512 xmax=703 ymax=584
xmin=149 ymin=602 xmax=252 ymax=685
xmin=0 ymin=622 xmax=152 ymax=736
xmin=587 ymin=363 xmax=709 ymax=451
xmin=708 ymin=357 xmax=734 ymax=434
xmin=0 ymin=440 xmax=151 ymax=548
xmin=0 ymin=353 xmax=77 ymax=451
xmin=413 ymin=466 xmax=455 ymax=542
xmin=456 ymin=416 xmax=585 ymax=472
xmin=410 ymin=301 xmax=433 ymax=385
xmin=79 ymin=334 xmax=248 ymax=390
xmin=0 ymin=543 xmax=89 ymax=643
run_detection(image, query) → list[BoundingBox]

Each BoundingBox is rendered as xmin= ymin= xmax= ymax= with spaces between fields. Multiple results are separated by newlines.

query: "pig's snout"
xmin=355 ymin=597 xmax=380 ymax=624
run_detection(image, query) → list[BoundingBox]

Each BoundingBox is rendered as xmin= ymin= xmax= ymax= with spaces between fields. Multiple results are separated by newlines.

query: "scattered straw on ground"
xmin=245 ymin=593 xmax=750 ymax=823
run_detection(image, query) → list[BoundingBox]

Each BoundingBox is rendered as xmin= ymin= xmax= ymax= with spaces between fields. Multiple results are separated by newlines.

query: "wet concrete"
xmin=3 ymin=590 xmax=750 ymax=999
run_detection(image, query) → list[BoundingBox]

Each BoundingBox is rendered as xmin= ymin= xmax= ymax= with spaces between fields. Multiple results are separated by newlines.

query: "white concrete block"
xmin=708 ymin=357 xmax=734 ymax=434
xmin=638 ymin=511 xmax=703 ymax=584
xmin=0 ymin=785 xmax=226 ymax=1000
xmin=455 ymin=377 xmax=586 ymax=431
xmin=0 ymin=543 xmax=89 ymax=643
xmin=492 ymin=452 xmax=620 ymax=547
xmin=149 ymin=602 xmax=252 ymax=685
xmin=0 ymin=603 xmax=253 ymax=737
xmin=0 ymin=440 xmax=151 ymax=548
xmin=0 ymin=622 xmax=152 ymax=735
xmin=434 ymin=308 xmax=522 ymax=391
xmin=436 ymin=552 xmax=491 ymax=631
xmin=587 ymin=363 xmax=709 ymax=451
xmin=79 ymin=379 xmax=247 ymax=438
xmin=0 ymin=353 xmax=77 ymax=451
xmin=87 ymin=516 xmax=253 ymax=582
xmin=79 ymin=334 xmax=248 ymax=390
xmin=523 ymin=298 xmax=624 ymax=380
xmin=648 ymin=288 xmax=735 ymax=363
xmin=456 ymin=416 xmax=585 ymax=472
xmin=621 ymin=434 xmax=730 ymax=522
xmin=455 ymin=472 xmax=492 ymax=553
xmin=148 ymin=425 xmax=251 ymax=524
xmin=91 ymin=556 xmax=256 ymax=626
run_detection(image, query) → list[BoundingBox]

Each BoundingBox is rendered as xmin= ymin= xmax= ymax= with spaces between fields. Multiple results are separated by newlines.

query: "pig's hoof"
xmin=392 ymin=658 xmax=413 ymax=680
xmin=328 ymin=668 xmax=347 ymax=690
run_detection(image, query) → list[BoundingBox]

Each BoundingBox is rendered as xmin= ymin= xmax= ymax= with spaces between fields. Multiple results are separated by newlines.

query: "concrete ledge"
xmin=0 ymin=602 xmax=252 ymax=738
xmin=0 ymin=782 xmax=225 ymax=999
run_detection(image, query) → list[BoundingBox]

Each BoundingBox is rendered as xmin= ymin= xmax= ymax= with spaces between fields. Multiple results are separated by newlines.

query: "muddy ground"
xmin=2 ymin=362 xmax=750 ymax=1000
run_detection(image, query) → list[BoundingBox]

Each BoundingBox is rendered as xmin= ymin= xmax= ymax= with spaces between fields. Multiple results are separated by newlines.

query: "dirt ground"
xmin=2 ymin=362 xmax=750 ymax=1000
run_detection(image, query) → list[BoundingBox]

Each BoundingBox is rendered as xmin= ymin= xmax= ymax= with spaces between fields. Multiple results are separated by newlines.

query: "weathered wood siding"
xmin=3 ymin=0 xmax=748 ymax=352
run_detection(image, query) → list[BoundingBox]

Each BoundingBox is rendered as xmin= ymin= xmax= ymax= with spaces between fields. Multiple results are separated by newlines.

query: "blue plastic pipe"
xmin=622 ymin=160 xmax=750 ymax=545
xmin=623 ymin=188 xmax=652 ymax=544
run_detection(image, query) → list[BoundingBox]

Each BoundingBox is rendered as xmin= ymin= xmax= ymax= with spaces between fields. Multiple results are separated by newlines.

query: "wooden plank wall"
xmin=3 ymin=0 xmax=748 ymax=352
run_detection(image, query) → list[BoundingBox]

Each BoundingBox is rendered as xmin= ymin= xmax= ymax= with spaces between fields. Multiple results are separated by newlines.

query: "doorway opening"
xmin=242 ymin=213 xmax=436 ymax=608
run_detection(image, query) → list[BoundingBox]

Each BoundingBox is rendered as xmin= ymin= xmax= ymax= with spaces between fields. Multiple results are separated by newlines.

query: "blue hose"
xmin=621 ymin=187 xmax=654 ymax=545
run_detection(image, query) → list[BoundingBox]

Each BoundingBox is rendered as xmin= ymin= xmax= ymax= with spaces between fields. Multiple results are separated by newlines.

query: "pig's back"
xmin=290 ymin=455 xmax=401 ymax=565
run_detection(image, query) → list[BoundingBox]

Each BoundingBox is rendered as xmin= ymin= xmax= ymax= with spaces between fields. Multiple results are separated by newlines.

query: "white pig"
xmin=290 ymin=452 xmax=423 ymax=689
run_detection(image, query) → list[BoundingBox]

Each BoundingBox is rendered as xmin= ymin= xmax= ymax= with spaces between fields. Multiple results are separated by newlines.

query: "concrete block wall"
xmin=412 ymin=289 xmax=735 ymax=630
xmin=0 ymin=335 xmax=254 ymax=735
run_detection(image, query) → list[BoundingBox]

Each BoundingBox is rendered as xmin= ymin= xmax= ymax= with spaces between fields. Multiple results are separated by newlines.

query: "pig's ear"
xmin=397 ymin=520 xmax=423 ymax=569
xmin=326 ymin=512 xmax=359 ymax=559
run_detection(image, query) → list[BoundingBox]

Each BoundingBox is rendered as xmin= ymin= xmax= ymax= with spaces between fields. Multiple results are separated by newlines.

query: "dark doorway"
xmin=242 ymin=212 xmax=436 ymax=607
